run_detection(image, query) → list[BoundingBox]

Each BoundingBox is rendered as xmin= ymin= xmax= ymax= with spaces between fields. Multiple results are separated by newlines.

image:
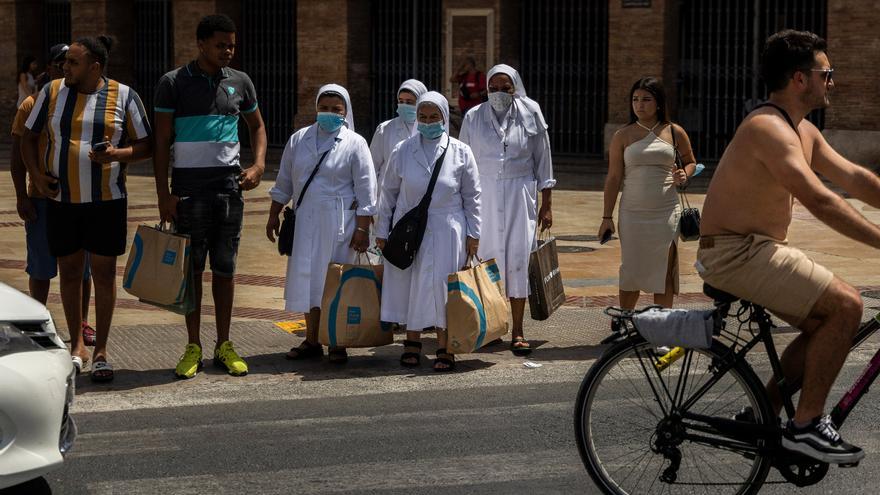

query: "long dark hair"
xmin=18 ymin=55 xmax=36 ymax=81
xmin=628 ymin=77 xmax=669 ymax=124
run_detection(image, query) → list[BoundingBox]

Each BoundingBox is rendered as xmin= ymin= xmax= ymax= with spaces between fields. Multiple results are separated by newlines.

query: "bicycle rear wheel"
xmin=574 ymin=335 xmax=774 ymax=495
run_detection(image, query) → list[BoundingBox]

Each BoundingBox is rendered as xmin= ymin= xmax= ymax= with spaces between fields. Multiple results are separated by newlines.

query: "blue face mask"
xmin=418 ymin=121 xmax=446 ymax=139
xmin=317 ymin=112 xmax=345 ymax=132
xmin=396 ymin=103 xmax=417 ymax=123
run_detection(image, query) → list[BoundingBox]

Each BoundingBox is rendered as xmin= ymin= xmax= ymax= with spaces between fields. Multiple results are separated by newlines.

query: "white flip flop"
xmin=71 ymin=355 xmax=83 ymax=374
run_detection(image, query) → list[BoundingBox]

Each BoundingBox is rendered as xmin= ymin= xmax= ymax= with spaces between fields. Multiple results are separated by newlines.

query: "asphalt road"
xmin=15 ymin=342 xmax=879 ymax=495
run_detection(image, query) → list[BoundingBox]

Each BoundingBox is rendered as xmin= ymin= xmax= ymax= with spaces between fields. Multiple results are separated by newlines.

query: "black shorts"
xmin=175 ymin=191 xmax=243 ymax=277
xmin=47 ymin=198 xmax=127 ymax=257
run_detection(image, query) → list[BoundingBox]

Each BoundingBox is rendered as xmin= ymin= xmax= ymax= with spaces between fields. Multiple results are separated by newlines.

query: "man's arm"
xmin=240 ymin=108 xmax=267 ymax=191
xmin=10 ymin=135 xmax=36 ymax=221
xmin=89 ymin=137 xmax=153 ymax=164
xmin=754 ymin=117 xmax=880 ymax=249
xmin=21 ymin=129 xmax=55 ymax=197
xmin=807 ymin=124 xmax=880 ymax=210
xmin=152 ymin=112 xmax=177 ymax=223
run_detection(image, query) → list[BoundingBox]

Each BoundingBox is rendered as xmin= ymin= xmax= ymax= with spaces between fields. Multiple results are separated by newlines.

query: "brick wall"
xmin=825 ymin=0 xmax=880 ymax=131
xmin=295 ymin=0 xmax=349 ymax=130
xmin=173 ymin=0 xmax=217 ymax=66
xmin=606 ymin=0 xmax=669 ymax=125
xmin=0 ymin=0 xmax=18 ymax=131
xmin=347 ymin=0 xmax=372 ymax=137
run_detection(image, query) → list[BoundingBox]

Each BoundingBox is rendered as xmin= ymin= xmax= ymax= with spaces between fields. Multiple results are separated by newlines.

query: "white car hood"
xmin=0 ymin=283 xmax=51 ymax=322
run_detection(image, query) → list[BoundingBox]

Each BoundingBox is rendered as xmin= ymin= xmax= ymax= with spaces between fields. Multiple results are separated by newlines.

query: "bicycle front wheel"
xmin=574 ymin=335 xmax=774 ymax=495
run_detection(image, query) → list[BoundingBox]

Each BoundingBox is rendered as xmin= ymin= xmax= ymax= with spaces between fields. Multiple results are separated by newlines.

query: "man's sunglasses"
xmin=810 ymin=68 xmax=834 ymax=82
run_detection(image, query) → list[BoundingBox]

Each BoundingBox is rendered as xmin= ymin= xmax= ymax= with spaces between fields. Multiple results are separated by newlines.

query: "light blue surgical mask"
xmin=317 ymin=112 xmax=345 ymax=132
xmin=418 ymin=121 xmax=445 ymax=140
xmin=396 ymin=103 xmax=417 ymax=123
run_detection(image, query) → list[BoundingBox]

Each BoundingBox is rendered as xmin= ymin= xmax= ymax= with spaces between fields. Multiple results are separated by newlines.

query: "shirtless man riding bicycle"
xmin=698 ymin=29 xmax=880 ymax=465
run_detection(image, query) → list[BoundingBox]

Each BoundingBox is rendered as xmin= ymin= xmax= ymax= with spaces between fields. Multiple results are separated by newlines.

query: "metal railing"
xmin=133 ymin=0 xmax=172 ymax=123
xmin=45 ymin=0 xmax=71 ymax=50
xmin=370 ymin=0 xmax=443 ymax=135
xmin=241 ymin=0 xmax=298 ymax=147
xmin=677 ymin=0 xmax=826 ymax=161
xmin=520 ymin=0 xmax=609 ymax=157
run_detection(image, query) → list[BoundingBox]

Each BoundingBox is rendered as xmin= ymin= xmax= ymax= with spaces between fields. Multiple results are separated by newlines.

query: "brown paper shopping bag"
xmin=122 ymin=224 xmax=190 ymax=307
xmin=318 ymin=260 xmax=392 ymax=348
xmin=446 ymin=258 xmax=509 ymax=354
xmin=528 ymin=236 xmax=566 ymax=320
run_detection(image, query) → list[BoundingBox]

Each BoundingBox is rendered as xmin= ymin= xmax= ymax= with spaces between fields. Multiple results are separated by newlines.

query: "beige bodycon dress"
xmin=618 ymin=130 xmax=680 ymax=294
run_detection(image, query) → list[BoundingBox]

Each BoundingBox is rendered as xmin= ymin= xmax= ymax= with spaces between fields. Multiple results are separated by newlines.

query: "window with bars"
xmin=133 ymin=0 xmax=172 ymax=123
xmin=520 ymin=1 xmax=609 ymax=157
xmin=241 ymin=0 xmax=298 ymax=147
xmin=370 ymin=0 xmax=443 ymax=134
xmin=677 ymin=0 xmax=827 ymax=161
xmin=44 ymin=0 xmax=71 ymax=50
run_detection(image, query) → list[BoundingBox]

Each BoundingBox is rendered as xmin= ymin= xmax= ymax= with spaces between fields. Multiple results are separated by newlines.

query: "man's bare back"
xmin=701 ymin=107 xmax=821 ymax=240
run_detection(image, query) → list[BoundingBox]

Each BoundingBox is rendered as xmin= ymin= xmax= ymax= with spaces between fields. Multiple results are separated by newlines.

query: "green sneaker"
xmin=175 ymin=343 xmax=203 ymax=379
xmin=214 ymin=341 xmax=248 ymax=376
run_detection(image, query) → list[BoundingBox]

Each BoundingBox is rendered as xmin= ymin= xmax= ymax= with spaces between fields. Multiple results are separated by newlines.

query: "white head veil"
xmin=486 ymin=64 xmax=548 ymax=135
xmin=416 ymin=91 xmax=450 ymax=130
xmin=398 ymin=79 xmax=428 ymax=136
xmin=315 ymin=83 xmax=355 ymax=130
xmin=398 ymin=79 xmax=428 ymax=100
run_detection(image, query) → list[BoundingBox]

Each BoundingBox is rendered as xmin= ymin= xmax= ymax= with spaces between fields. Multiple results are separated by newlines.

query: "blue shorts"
xmin=25 ymin=198 xmax=91 ymax=281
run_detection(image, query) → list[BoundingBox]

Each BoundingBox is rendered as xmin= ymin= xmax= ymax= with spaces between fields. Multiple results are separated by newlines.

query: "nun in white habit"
xmin=369 ymin=78 xmax=428 ymax=177
xmin=376 ymin=91 xmax=481 ymax=372
xmin=266 ymin=83 xmax=377 ymax=364
xmin=459 ymin=63 xmax=555 ymax=356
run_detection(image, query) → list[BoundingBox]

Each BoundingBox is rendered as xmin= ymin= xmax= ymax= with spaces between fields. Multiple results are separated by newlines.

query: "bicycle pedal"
xmin=837 ymin=461 xmax=859 ymax=468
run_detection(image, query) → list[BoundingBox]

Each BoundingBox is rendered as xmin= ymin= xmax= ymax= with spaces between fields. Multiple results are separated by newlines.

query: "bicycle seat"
xmin=703 ymin=283 xmax=740 ymax=304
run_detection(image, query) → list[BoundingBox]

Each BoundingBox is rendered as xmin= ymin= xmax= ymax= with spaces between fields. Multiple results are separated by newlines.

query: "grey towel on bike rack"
xmin=632 ymin=308 xmax=714 ymax=349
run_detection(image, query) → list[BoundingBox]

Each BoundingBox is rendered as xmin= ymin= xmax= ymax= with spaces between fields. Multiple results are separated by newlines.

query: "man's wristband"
xmin=602 ymin=216 xmax=612 ymax=220
xmin=356 ymin=227 xmax=369 ymax=234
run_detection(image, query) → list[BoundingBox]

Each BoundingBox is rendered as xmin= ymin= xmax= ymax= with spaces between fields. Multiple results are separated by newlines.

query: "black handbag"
xmin=277 ymin=147 xmax=333 ymax=256
xmin=671 ymin=127 xmax=700 ymax=241
xmin=383 ymin=144 xmax=449 ymax=269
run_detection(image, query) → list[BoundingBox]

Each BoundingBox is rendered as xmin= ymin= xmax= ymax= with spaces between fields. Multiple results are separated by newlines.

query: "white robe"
xmin=459 ymin=102 xmax=555 ymax=299
xmin=269 ymin=124 xmax=377 ymax=312
xmin=376 ymin=135 xmax=481 ymax=330
xmin=369 ymin=116 xmax=415 ymax=178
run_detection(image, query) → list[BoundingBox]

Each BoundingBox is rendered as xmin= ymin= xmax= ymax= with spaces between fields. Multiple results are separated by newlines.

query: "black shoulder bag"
xmin=383 ymin=143 xmax=449 ymax=269
xmin=277 ymin=147 xmax=333 ymax=256
xmin=672 ymin=127 xmax=701 ymax=241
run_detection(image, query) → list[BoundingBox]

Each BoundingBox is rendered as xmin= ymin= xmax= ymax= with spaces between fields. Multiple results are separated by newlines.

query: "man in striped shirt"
xmin=21 ymin=35 xmax=153 ymax=382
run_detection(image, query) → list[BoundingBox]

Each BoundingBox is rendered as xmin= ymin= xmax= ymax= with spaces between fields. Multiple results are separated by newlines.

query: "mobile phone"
xmin=92 ymin=141 xmax=111 ymax=152
xmin=600 ymin=228 xmax=613 ymax=244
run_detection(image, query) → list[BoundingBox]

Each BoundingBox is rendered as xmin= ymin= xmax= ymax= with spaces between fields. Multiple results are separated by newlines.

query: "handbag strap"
xmin=295 ymin=143 xmax=335 ymax=210
xmin=668 ymin=124 xmax=695 ymax=209
xmin=752 ymin=102 xmax=798 ymax=134
xmin=415 ymin=136 xmax=450 ymax=211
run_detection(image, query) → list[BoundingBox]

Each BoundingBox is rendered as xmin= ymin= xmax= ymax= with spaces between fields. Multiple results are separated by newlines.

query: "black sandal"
xmin=433 ymin=348 xmax=456 ymax=372
xmin=511 ymin=337 xmax=532 ymax=356
xmin=285 ymin=341 xmax=323 ymax=360
xmin=328 ymin=347 xmax=348 ymax=364
xmin=400 ymin=340 xmax=422 ymax=368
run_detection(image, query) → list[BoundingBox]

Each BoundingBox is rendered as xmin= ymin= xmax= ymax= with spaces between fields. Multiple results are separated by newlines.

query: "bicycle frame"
xmin=616 ymin=302 xmax=880 ymax=456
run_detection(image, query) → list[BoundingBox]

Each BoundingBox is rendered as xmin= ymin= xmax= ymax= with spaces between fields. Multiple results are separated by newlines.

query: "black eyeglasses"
xmin=810 ymin=68 xmax=834 ymax=83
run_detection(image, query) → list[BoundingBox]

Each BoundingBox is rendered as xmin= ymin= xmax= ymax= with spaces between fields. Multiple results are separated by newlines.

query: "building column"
xmin=605 ymin=0 xmax=672 ymax=155
xmin=69 ymin=0 xmax=135 ymax=84
xmin=295 ymin=0 xmax=349 ymax=129
xmin=824 ymin=0 xmax=880 ymax=167
xmin=173 ymin=0 xmax=219 ymax=67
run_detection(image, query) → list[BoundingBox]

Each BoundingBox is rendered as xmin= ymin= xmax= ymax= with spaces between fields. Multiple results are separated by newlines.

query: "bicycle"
xmin=573 ymin=283 xmax=880 ymax=494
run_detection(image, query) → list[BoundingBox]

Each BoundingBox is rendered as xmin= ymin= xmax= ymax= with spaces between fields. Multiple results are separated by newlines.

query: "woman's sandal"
xmin=433 ymin=348 xmax=456 ymax=372
xmin=511 ymin=337 xmax=532 ymax=356
xmin=328 ymin=347 xmax=349 ymax=364
xmin=400 ymin=340 xmax=422 ymax=368
xmin=90 ymin=360 xmax=114 ymax=383
xmin=285 ymin=341 xmax=323 ymax=360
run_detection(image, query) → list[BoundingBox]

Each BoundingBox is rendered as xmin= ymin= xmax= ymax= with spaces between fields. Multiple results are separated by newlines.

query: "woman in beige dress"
xmin=599 ymin=77 xmax=696 ymax=309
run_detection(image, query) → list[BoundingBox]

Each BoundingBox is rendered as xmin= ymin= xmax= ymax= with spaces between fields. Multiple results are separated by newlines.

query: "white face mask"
xmin=488 ymin=91 xmax=513 ymax=112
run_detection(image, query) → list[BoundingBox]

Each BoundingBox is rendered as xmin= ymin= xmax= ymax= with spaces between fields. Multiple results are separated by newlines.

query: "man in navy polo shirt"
xmin=152 ymin=14 xmax=267 ymax=379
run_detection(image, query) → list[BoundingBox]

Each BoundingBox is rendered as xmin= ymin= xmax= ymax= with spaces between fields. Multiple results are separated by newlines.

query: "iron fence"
xmin=133 ymin=0 xmax=172 ymax=123
xmin=520 ymin=0 xmax=609 ymax=157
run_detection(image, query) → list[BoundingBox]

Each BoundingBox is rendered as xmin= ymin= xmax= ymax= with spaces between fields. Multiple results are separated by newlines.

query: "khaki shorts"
xmin=696 ymin=234 xmax=834 ymax=325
